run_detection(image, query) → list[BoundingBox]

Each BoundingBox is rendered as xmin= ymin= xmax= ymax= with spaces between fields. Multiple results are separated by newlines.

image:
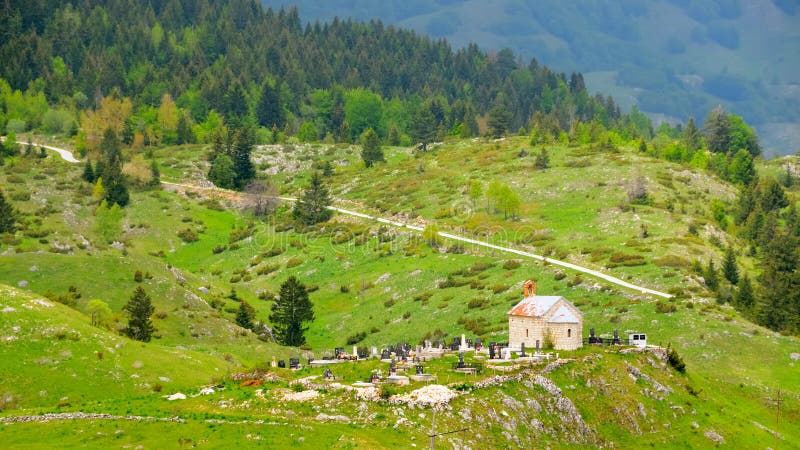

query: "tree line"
xmin=1 ymin=0 xmax=630 ymax=150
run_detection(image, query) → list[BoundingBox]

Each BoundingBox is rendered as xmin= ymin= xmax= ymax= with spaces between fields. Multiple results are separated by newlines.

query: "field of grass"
xmin=1 ymin=138 xmax=799 ymax=447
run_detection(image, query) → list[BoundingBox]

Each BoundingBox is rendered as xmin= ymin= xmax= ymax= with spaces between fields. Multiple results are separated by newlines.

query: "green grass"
xmin=1 ymin=139 xmax=799 ymax=447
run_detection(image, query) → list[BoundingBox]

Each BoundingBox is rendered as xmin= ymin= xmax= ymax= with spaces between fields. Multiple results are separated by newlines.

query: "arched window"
xmin=567 ymin=329 xmax=572 ymax=338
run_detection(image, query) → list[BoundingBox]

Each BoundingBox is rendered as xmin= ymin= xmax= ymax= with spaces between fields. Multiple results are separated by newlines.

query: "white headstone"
xmin=353 ymin=346 xmax=358 ymax=357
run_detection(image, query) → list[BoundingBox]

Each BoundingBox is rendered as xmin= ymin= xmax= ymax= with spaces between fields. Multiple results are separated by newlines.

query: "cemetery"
xmin=259 ymin=281 xmax=651 ymax=390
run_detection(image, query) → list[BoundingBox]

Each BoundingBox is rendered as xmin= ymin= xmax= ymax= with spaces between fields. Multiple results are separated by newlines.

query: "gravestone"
xmin=475 ymin=338 xmax=482 ymax=350
xmin=278 ymin=360 xmax=286 ymax=368
xmin=323 ymin=368 xmax=333 ymax=379
xmin=520 ymin=342 xmax=526 ymax=357
xmin=535 ymin=340 xmax=540 ymax=354
xmin=371 ymin=347 xmax=378 ymax=357
xmin=612 ymin=329 xmax=621 ymax=345
xmin=289 ymin=358 xmax=300 ymax=369
xmin=358 ymin=348 xmax=368 ymax=359
xmin=416 ymin=365 xmax=424 ymax=375
xmin=381 ymin=349 xmax=390 ymax=360
xmin=335 ymin=347 xmax=344 ymax=357
xmin=457 ymin=352 xmax=466 ymax=369
xmin=466 ymin=338 xmax=473 ymax=347
xmin=589 ymin=327 xmax=599 ymax=344
xmin=270 ymin=356 xmax=277 ymax=368
xmin=389 ymin=359 xmax=397 ymax=375
xmin=370 ymin=373 xmax=380 ymax=383
xmin=488 ymin=343 xmax=495 ymax=359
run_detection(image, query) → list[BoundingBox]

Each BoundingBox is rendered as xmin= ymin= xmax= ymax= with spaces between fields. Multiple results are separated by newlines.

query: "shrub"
xmin=285 ymin=257 xmax=303 ymax=268
xmin=502 ymin=260 xmax=521 ymax=270
xmin=339 ymin=284 xmax=350 ymax=293
xmin=212 ymin=245 xmax=227 ymax=254
xmin=467 ymin=298 xmax=488 ymax=309
xmin=346 ymin=332 xmax=367 ymax=345
xmin=134 ymin=270 xmax=143 ymax=283
xmin=384 ymin=299 xmax=395 ymax=308
xmin=177 ymin=228 xmax=199 ymax=243
xmin=378 ymin=384 xmax=397 ymax=399
xmin=655 ymin=301 xmax=677 ymax=313
xmin=667 ymin=345 xmax=686 ymax=373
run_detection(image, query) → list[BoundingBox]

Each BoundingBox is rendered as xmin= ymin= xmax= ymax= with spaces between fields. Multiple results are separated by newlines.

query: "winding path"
xmin=39 ymin=143 xmax=672 ymax=299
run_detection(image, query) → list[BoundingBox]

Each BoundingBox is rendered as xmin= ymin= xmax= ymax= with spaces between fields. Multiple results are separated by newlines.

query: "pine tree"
xmin=704 ymin=107 xmax=731 ymax=153
xmin=82 ymin=161 xmax=95 ymax=183
xmin=360 ymin=128 xmax=384 ymax=168
xmin=256 ymin=81 xmax=284 ymax=129
xmin=232 ymin=126 xmax=255 ymax=190
xmin=292 ymin=172 xmax=333 ymax=225
xmin=0 ymin=189 xmax=18 ymax=233
xmin=176 ymin=112 xmax=193 ymax=144
xmin=269 ymin=276 xmax=314 ymax=346
xmin=534 ymin=148 xmax=550 ymax=169
xmin=722 ymin=246 xmax=739 ymax=285
xmin=410 ymin=106 xmax=436 ymax=151
xmin=99 ymin=128 xmax=129 ymax=207
xmin=149 ymin=160 xmax=160 ymax=187
xmin=487 ymin=105 xmax=512 ymax=138
xmin=735 ymin=275 xmax=754 ymax=310
xmin=757 ymin=233 xmax=800 ymax=332
xmin=123 ymin=287 xmax=155 ymax=342
xmin=208 ymin=154 xmax=236 ymax=189
xmin=683 ymin=117 xmax=701 ymax=151
xmin=235 ymin=300 xmax=256 ymax=330
xmin=705 ymin=259 xmax=719 ymax=291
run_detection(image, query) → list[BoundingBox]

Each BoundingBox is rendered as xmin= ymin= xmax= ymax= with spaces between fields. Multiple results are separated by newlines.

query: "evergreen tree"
xmin=269 ymin=276 xmax=314 ymax=346
xmin=704 ymin=259 xmax=719 ymax=291
xmin=461 ymin=104 xmax=480 ymax=138
xmin=0 ymin=189 xmax=18 ymax=233
xmin=235 ymin=300 xmax=256 ymax=330
xmin=386 ymin=123 xmax=401 ymax=146
xmin=723 ymin=246 xmax=739 ymax=285
xmin=99 ymin=128 xmax=129 ymax=207
xmin=728 ymin=149 xmax=756 ymax=185
xmin=149 ymin=160 xmax=160 ymax=187
xmin=123 ymin=286 xmax=155 ymax=342
xmin=487 ymin=104 xmax=512 ymax=138
xmin=757 ymin=233 xmax=800 ymax=332
xmin=735 ymin=275 xmax=754 ymax=309
xmin=704 ymin=107 xmax=731 ymax=153
xmin=292 ymin=172 xmax=333 ymax=225
xmin=82 ymin=161 xmax=95 ymax=183
xmin=176 ymin=112 xmax=193 ymax=144
xmin=231 ymin=126 xmax=255 ymax=189
xmin=208 ymin=154 xmax=236 ymax=189
xmin=410 ymin=105 xmax=436 ymax=151
xmin=683 ymin=117 xmax=701 ymax=151
xmin=760 ymin=178 xmax=789 ymax=212
xmin=223 ymin=82 xmax=248 ymax=125
xmin=256 ymin=81 xmax=284 ymax=129
xmin=360 ymin=128 xmax=383 ymax=168
xmin=534 ymin=148 xmax=550 ymax=169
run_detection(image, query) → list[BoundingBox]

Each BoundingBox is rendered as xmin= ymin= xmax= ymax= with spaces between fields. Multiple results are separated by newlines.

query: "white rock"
xmin=167 ymin=393 xmax=186 ymax=401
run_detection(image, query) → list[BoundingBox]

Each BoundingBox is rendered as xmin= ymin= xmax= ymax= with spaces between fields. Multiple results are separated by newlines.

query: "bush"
xmin=134 ymin=270 xmax=143 ymax=282
xmin=285 ymin=257 xmax=303 ymax=268
xmin=177 ymin=228 xmax=199 ymax=243
xmin=378 ymin=384 xmax=397 ymax=399
xmin=502 ymin=260 xmax=521 ymax=270
xmin=467 ymin=298 xmax=488 ymax=309
xmin=346 ymin=332 xmax=367 ymax=345
xmin=655 ymin=301 xmax=677 ymax=313
xmin=667 ymin=345 xmax=686 ymax=373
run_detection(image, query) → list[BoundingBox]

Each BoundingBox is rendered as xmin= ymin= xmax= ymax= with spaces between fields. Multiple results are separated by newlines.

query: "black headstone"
xmin=520 ymin=342 xmax=526 ymax=357
xmin=289 ymin=358 xmax=299 ymax=369
xmin=416 ymin=365 xmax=424 ymax=375
xmin=278 ymin=360 xmax=286 ymax=368
xmin=612 ymin=329 xmax=620 ymax=345
xmin=457 ymin=352 xmax=466 ymax=369
xmin=381 ymin=349 xmax=390 ymax=359
xmin=489 ymin=344 xmax=495 ymax=359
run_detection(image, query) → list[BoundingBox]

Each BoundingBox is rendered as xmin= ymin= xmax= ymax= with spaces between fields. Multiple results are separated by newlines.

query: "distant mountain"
xmin=262 ymin=0 xmax=800 ymax=155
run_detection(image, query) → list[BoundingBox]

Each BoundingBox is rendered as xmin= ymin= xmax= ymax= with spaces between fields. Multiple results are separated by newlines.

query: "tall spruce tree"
xmin=0 ymin=189 xmax=18 ymax=233
xmin=757 ymin=233 xmax=800 ymax=332
xmin=683 ymin=117 xmax=701 ymax=151
xmin=123 ymin=286 xmax=155 ymax=342
xmin=232 ymin=125 xmax=255 ymax=190
xmin=723 ymin=246 xmax=739 ymax=285
xmin=292 ymin=172 xmax=332 ymax=225
xmin=704 ymin=107 xmax=731 ymax=153
xmin=410 ymin=106 xmax=436 ymax=151
xmin=735 ymin=275 xmax=754 ymax=310
xmin=81 ymin=161 xmax=95 ymax=183
xmin=256 ymin=81 xmax=284 ymax=129
xmin=269 ymin=276 xmax=314 ymax=346
xmin=704 ymin=259 xmax=719 ymax=291
xmin=99 ymin=128 xmax=129 ymax=207
xmin=360 ymin=128 xmax=383 ymax=168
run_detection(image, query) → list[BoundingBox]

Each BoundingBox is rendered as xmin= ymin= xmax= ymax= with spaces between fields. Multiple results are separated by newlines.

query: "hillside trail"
xmin=30 ymin=141 xmax=672 ymax=299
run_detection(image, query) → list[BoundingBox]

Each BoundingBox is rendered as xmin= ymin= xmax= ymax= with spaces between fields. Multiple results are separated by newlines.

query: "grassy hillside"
xmin=1 ymin=139 xmax=799 ymax=447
